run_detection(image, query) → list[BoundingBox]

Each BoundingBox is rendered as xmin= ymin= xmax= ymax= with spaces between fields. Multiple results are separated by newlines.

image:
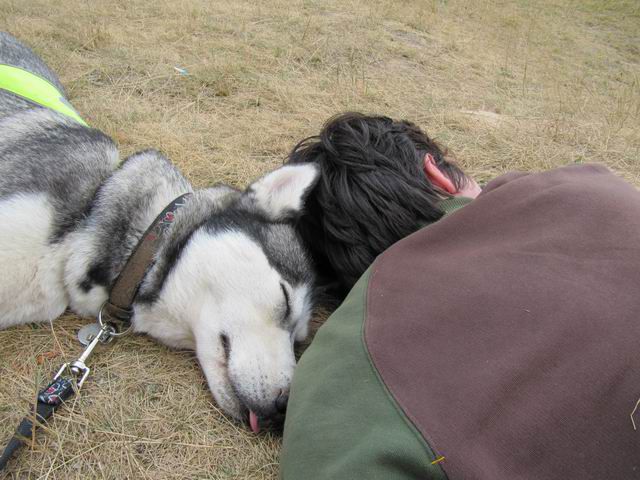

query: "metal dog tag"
xmin=77 ymin=323 xmax=103 ymax=346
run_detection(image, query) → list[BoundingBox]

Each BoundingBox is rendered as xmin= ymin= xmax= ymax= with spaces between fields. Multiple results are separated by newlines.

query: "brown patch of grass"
xmin=0 ymin=0 xmax=639 ymax=477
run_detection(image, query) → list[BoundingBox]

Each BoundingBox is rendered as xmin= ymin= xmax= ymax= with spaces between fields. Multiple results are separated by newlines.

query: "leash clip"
xmin=98 ymin=301 xmax=133 ymax=337
xmin=54 ymin=322 xmax=115 ymax=389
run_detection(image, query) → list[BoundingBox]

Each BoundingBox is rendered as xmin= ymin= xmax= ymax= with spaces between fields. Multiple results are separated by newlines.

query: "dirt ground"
xmin=0 ymin=0 xmax=638 ymax=478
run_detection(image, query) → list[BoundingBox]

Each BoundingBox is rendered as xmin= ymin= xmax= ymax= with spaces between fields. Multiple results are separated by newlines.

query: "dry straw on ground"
xmin=0 ymin=0 xmax=639 ymax=478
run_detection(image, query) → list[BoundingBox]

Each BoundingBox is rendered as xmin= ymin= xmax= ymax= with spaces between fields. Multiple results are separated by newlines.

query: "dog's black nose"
xmin=275 ymin=390 xmax=289 ymax=414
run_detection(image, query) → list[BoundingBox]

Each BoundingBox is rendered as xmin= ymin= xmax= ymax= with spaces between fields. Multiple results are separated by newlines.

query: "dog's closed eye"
xmin=281 ymin=283 xmax=291 ymax=320
xmin=220 ymin=333 xmax=231 ymax=361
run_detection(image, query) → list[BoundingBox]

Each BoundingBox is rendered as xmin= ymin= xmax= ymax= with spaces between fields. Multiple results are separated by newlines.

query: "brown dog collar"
xmin=103 ymin=192 xmax=192 ymax=326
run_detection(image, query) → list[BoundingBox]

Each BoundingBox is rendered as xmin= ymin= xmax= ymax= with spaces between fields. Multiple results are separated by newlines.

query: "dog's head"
xmin=137 ymin=164 xmax=319 ymax=431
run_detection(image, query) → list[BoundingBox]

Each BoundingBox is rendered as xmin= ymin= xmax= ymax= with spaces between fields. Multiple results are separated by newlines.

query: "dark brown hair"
xmin=287 ymin=112 xmax=466 ymax=293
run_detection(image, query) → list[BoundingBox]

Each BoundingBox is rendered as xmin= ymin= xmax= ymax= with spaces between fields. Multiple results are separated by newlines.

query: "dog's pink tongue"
xmin=249 ymin=410 xmax=260 ymax=434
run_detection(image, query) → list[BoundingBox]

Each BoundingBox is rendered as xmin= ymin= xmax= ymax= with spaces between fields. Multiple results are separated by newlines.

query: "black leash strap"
xmin=0 ymin=193 xmax=192 ymax=473
xmin=0 ymin=320 xmax=113 ymax=472
xmin=0 ymin=376 xmax=75 ymax=470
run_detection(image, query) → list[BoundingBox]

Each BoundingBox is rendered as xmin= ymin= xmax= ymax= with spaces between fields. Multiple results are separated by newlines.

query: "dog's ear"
xmin=245 ymin=163 xmax=319 ymax=221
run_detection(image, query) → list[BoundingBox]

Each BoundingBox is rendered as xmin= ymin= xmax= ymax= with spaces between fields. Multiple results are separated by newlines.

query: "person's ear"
xmin=424 ymin=153 xmax=457 ymax=194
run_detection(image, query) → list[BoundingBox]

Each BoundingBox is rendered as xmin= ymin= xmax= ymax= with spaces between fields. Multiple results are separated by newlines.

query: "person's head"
xmin=287 ymin=112 xmax=478 ymax=293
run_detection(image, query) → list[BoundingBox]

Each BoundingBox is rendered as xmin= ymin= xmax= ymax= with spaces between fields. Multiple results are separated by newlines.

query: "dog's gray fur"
xmin=0 ymin=32 xmax=317 ymax=425
xmin=0 ymin=33 xmax=64 ymax=118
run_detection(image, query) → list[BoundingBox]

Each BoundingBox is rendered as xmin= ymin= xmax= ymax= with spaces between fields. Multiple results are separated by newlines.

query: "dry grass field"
xmin=0 ymin=0 xmax=638 ymax=478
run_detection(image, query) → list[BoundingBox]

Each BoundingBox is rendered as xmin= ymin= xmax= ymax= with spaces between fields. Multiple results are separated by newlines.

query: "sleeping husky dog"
xmin=0 ymin=32 xmax=317 ymax=430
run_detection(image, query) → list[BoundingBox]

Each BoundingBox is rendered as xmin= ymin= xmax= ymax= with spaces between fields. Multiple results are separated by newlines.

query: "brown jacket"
xmin=366 ymin=164 xmax=640 ymax=478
